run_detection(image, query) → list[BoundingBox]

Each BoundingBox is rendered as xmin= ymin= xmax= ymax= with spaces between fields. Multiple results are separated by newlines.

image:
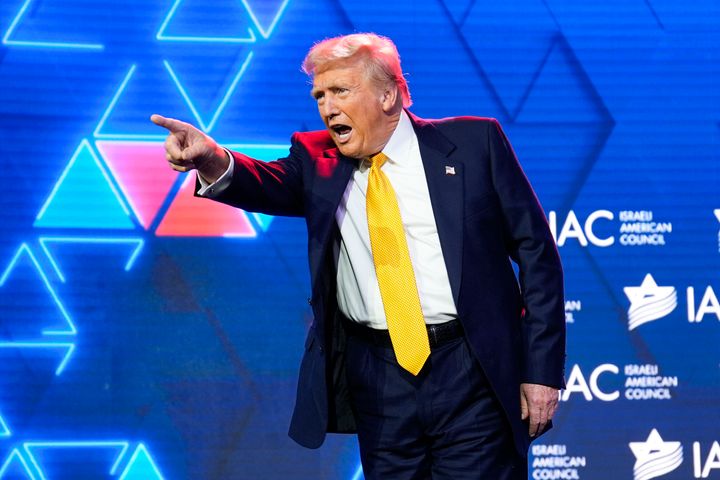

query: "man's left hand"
xmin=520 ymin=383 xmax=559 ymax=437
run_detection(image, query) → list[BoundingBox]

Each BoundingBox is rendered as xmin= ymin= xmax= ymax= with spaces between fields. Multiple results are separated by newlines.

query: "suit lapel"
xmin=410 ymin=113 xmax=464 ymax=306
xmin=308 ymin=148 xmax=356 ymax=291
xmin=316 ymin=147 xmax=356 ymax=221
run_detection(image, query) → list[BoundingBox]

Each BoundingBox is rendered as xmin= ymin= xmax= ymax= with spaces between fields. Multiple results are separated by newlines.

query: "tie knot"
xmin=369 ymin=152 xmax=388 ymax=169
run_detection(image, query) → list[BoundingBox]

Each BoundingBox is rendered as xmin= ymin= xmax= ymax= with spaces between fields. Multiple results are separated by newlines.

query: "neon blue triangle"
xmin=0 ymin=449 xmax=36 ymax=480
xmin=119 ymin=445 xmax=163 ymax=480
xmin=163 ymin=51 xmax=254 ymax=133
xmin=0 ymin=244 xmax=76 ymax=336
xmin=243 ymin=0 xmax=290 ymax=37
xmin=159 ymin=0 xmax=255 ymax=41
xmin=34 ymin=140 xmax=134 ymax=230
xmin=96 ymin=64 xmax=215 ymax=138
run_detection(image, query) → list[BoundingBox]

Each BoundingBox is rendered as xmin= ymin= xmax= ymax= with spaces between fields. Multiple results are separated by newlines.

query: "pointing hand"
xmin=150 ymin=114 xmax=229 ymax=183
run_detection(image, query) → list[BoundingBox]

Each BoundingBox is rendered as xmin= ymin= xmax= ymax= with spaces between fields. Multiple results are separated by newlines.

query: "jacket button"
xmin=307 ymin=297 xmax=312 ymax=305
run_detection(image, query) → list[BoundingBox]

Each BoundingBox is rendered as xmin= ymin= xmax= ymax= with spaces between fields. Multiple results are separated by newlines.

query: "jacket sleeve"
xmin=195 ymin=133 xmax=306 ymax=217
xmin=487 ymin=119 xmax=566 ymax=389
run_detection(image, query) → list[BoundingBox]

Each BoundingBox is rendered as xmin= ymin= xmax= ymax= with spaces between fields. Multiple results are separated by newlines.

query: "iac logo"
xmin=549 ymin=210 xmax=614 ymax=247
xmin=560 ymin=364 xmax=678 ymax=402
xmin=629 ymin=429 xmax=720 ymax=479
xmin=548 ymin=210 xmax=673 ymax=248
xmin=624 ymin=274 xmax=720 ymax=329
xmin=629 ymin=429 xmax=683 ymax=480
xmin=624 ymin=274 xmax=677 ymax=331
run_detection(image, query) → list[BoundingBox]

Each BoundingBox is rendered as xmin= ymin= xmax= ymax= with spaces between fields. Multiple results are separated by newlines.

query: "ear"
xmin=380 ymin=85 xmax=400 ymax=113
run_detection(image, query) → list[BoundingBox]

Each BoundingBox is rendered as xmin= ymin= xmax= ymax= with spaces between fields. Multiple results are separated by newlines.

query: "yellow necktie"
xmin=366 ymin=152 xmax=430 ymax=375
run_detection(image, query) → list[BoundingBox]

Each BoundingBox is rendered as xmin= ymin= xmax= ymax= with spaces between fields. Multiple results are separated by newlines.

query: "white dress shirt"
xmin=200 ymin=111 xmax=457 ymax=329
xmin=334 ymin=111 xmax=457 ymax=328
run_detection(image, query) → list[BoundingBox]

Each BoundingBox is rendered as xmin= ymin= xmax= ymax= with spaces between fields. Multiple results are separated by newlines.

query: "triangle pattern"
xmin=158 ymin=0 xmax=255 ymax=41
xmin=96 ymin=141 xmax=179 ymax=229
xmin=439 ymin=0 xmax=476 ymax=25
xmin=119 ymin=445 xmax=164 ymax=480
xmin=0 ymin=244 xmax=75 ymax=337
xmin=460 ymin=0 xmax=558 ymax=117
xmin=515 ymin=40 xmax=610 ymax=123
xmin=0 ymin=450 xmax=35 ymax=480
xmin=95 ymin=64 xmax=203 ymax=138
xmin=163 ymin=50 xmax=254 ymax=133
xmin=243 ymin=0 xmax=290 ymax=37
xmin=155 ymin=174 xmax=256 ymax=237
xmin=34 ymin=141 xmax=134 ymax=230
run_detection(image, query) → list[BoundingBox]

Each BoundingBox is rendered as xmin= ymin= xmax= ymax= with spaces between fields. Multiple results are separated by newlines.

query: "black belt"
xmin=343 ymin=316 xmax=464 ymax=349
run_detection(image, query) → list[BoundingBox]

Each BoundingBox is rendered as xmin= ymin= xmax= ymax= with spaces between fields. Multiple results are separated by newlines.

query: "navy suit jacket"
xmin=204 ymin=112 xmax=565 ymax=455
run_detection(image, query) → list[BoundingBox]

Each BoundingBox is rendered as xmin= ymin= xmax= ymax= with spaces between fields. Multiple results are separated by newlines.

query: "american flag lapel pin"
xmin=445 ymin=165 xmax=456 ymax=176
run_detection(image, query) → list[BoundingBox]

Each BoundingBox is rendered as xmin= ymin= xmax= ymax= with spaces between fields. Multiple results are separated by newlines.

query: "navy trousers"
xmin=345 ymin=332 xmax=527 ymax=479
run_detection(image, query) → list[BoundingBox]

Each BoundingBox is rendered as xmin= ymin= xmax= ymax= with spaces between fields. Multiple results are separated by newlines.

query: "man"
xmin=152 ymin=33 xmax=565 ymax=479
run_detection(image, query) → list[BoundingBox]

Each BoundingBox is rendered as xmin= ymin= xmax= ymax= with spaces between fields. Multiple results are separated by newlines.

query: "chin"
xmin=336 ymin=145 xmax=361 ymax=159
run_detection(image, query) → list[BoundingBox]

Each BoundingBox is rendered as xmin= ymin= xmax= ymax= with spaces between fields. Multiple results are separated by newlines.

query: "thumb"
xmin=520 ymin=388 xmax=529 ymax=420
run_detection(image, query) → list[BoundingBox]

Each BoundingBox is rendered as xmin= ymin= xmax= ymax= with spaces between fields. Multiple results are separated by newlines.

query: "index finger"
xmin=150 ymin=114 xmax=187 ymax=133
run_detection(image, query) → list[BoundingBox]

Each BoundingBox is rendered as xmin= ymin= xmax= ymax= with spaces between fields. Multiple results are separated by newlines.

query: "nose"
xmin=320 ymin=95 xmax=339 ymax=120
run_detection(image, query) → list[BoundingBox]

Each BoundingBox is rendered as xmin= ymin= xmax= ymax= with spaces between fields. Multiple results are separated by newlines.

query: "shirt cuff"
xmin=197 ymin=149 xmax=234 ymax=197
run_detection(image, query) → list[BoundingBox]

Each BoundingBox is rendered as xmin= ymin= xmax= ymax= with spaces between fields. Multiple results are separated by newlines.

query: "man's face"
xmin=311 ymin=59 xmax=397 ymax=159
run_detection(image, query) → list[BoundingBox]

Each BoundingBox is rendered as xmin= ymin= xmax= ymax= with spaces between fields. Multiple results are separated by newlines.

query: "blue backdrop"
xmin=1 ymin=0 xmax=719 ymax=479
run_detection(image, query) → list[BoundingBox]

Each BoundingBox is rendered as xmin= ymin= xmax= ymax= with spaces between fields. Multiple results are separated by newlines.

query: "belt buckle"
xmin=428 ymin=325 xmax=440 ymax=347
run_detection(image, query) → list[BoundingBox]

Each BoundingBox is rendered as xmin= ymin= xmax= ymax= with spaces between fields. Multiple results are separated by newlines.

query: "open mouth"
xmin=330 ymin=124 xmax=352 ymax=142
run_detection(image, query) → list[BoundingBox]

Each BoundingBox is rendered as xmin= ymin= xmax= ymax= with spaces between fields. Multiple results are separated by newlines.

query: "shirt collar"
xmin=381 ymin=110 xmax=414 ymax=166
xmin=360 ymin=110 xmax=414 ymax=170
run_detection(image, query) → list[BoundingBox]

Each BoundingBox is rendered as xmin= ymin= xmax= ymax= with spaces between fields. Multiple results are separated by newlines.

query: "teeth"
xmin=331 ymin=125 xmax=352 ymax=141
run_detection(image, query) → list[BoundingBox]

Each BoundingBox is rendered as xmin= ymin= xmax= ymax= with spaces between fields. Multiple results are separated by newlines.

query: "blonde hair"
xmin=302 ymin=33 xmax=412 ymax=108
